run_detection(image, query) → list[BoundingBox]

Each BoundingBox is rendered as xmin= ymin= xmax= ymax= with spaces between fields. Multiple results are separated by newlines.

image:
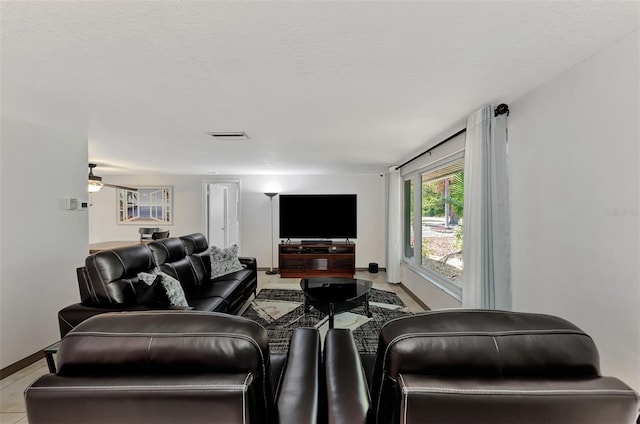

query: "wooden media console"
xmin=278 ymin=243 xmax=355 ymax=278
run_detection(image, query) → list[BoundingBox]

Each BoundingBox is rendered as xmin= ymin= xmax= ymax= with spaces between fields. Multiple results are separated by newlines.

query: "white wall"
xmin=0 ymin=116 xmax=88 ymax=369
xmin=401 ymin=264 xmax=462 ymax=309
xmin=89 ymin=174 xmax=386 ymax=269
xmin=509 ymin=31 xmax=639 ymax=392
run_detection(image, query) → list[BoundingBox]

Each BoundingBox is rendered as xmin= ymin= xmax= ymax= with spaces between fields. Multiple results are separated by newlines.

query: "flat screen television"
xmin=279 ymin=194 xmax=357 ymax=240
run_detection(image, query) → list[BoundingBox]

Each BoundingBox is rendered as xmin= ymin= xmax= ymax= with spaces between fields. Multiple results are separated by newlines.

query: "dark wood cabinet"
xmin=278 ymin=243 xmax=355 ymax=278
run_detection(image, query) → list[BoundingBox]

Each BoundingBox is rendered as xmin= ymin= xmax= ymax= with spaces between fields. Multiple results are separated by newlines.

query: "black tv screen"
xmin=279 ymin=194 xmax=357 ymax=239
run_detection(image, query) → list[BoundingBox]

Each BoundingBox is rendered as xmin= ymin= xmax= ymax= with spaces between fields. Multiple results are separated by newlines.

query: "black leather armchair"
xmin=26 ymin=311 xmax=321 ymax=424
xmin=324 ymin=310 xmax=639 ymax=424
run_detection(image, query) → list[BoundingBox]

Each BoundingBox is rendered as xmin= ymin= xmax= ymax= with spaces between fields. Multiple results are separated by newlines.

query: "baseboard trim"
xmin=0 ymin=350 xmax=44 ymax=380
xmin=399 ymin=282 xmax=431 ymax=311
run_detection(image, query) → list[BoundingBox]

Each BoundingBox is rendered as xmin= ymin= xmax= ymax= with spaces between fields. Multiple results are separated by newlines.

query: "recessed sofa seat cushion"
xmin=211 ymin=269 xmax=254 ymax=310
xmin=213 ymin=268 xmax=256 ymax=294
xmin=191 ymin=279 xmax=244 ymax=311
xmin=187 ymin=296 xmax=227 ymax=313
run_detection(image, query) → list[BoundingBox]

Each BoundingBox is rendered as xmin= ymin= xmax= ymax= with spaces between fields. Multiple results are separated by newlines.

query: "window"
xmin=400 ymin=130 xmax=465 ymax=293
xmin=403 ymin=179 xmax=414 ymax=259
xmin=420 ymin=160 xmax=464 ymax=284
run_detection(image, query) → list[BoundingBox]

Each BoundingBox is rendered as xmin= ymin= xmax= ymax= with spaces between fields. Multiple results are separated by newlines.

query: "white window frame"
xmin=401 ymin=137 xmax=465 ymax=300
xmin=403 ymin=177 xmax=416 ymax=261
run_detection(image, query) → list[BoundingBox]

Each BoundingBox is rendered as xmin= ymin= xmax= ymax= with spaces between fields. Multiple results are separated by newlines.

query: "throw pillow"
xmin=135 ymin=274 xmax=170 ymax=308
xmin=157 ymin=272 xmax=189 ymax=307
xmin=209 ymin=244 xmax=244 ymax=279
xmin=137 ymin=271 xmax=189 ymax=307
xmin=137 ymin=271 xmax=159 ymax=285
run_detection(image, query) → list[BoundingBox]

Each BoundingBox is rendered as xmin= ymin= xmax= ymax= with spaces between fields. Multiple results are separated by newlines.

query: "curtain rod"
xmin=395 ymin=128 xmax=466 ymax=170
xmin=395 ymin=104 xmax=509 ymax=171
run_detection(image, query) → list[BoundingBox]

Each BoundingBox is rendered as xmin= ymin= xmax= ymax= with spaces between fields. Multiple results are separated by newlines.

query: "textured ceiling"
xmin=1 ymin=1 xmax=638 ymax=175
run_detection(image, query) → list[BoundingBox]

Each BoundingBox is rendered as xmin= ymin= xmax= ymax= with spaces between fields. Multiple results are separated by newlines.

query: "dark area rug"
xmin=241 ymin=287 xmax=413 ymax=354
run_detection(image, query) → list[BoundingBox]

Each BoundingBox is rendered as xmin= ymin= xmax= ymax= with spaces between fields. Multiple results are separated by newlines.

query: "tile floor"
xmin=0 ymin=270 xmax=424 ymax=423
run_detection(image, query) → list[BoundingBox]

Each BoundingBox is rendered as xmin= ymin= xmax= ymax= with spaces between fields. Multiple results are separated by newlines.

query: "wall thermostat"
xmin=64 ymin=198 xmax=88 ymax=211
xmin=64 ymin=197 xmax=78 ymax=210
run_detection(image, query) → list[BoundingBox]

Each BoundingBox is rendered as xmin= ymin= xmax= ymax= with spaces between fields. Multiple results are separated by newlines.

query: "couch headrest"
xmin=148 ymin=237 xmax=188 ymax=265
xmin=180 ymin=233 xmax=209 ymax=255
xmin=84 ymin=245 xmax=155 ymax=304
xmin=85 ymin=245 xmax=155 ymax=282
xmin=377 ymin=310 xmax=600 ymax=378
xmin=57 ymin=311 xmax=270 ymax=377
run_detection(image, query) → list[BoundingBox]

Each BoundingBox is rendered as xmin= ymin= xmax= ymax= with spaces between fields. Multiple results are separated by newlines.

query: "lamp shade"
xmin=88 ymin=181 xmax=103 ymax=193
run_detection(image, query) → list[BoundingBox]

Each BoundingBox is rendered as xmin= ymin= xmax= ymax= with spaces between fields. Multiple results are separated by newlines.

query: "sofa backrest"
xmin=147 ymin=237 xmax=204 ymax=294
xmin=180 ymin=232 xmax=209 ymax=255
xmin=370 ymin=310 xmax=602 ymax=423
xmin=81 ymin=233 xmax=217 ymax=306
xmin=180 ymin=233 xmax=212 ymax=283
xmin=28 ymin=311 xmax=276 ymax=424
xmin=57 ymin=311 xmax=271 ymax=377
xmin=84 ymin=244 xmax=155 ymax=305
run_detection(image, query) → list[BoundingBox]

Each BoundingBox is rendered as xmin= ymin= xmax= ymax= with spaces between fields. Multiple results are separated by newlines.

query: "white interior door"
xmin=207 ymin=182 xmax=240 ymax=248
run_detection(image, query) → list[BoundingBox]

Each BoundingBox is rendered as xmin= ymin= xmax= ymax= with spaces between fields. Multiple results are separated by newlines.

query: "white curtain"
xmin=462 ymin=105 xmax=511 ymax=309
xmin=386 ymin=166 xmax=403 ymax=283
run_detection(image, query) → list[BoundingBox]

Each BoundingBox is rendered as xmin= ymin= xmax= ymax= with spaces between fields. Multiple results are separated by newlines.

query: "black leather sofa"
xmin=26 ymin=311 xmax=321 ymax=424
xmin=324 ymin=310 xmax=639 ymax=424
xmin=58 ymin=233 xmax=258 ymax=337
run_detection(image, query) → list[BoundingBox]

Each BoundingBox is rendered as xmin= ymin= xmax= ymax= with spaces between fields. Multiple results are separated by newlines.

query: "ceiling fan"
xmin=88 ymin=163 xmax=138 ymax=192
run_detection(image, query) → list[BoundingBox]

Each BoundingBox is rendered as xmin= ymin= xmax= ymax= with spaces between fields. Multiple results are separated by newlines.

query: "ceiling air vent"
xmin=207 ymin=132 xmax=250 ymax=141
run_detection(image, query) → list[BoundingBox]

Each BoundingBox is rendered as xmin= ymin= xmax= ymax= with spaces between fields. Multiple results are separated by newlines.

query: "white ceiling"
xmin=2 ymin=1 xmax=638 ymax=175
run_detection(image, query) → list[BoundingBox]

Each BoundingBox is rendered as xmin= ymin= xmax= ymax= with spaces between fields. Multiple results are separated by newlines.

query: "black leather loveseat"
xmin=26 ymin=311 xmax=321 ymax=424
xmin=58 ymin=233 xmax=257 ymax=337
xmin=324 ymin=310 xmax=639 ymax=424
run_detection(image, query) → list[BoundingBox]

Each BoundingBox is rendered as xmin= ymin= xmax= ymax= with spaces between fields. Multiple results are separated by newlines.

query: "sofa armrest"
xmin=324 ymin=329 xmax=370 ymax=424
xmin=58 ymin=303 xmax=156 ymax=338
xmin=26 ymin=373 xmax=252 ymax=424
xmin=276 ymin=327 xmax=321 ymax=424
xmin=396 ymin=374 xmax=639 ymax=424
xmin=239 ymin=257 xmax=257 ymax=271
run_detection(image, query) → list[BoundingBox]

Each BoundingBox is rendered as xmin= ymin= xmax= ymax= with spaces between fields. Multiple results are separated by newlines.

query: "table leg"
xmin=365 ymin=292 xmax=372 ymax=318
xmin=45 ymin=352 xmax=56 ymax=374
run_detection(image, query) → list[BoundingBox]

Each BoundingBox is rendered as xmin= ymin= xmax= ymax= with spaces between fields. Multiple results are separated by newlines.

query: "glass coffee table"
xmin=300 ymin=277 xmax=373 ymax=329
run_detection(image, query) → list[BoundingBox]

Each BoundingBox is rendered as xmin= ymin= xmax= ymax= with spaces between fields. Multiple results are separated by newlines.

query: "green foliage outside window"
xmin=422 ymin=181 xmax=445 ymax=217
xmin=421 ymin=171 xmax=464 ymax=218
xmin=446 ymin=172 xmax=464 ymax=218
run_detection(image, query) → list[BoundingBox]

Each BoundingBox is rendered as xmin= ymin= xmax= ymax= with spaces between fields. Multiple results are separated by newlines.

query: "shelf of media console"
xmin=281 ymin=239 xmax=354 ymax=245
xmin=279 ymin=244 xmax=355 ymax=255
xmin=278 ymin=242 xmax=355 ymax=278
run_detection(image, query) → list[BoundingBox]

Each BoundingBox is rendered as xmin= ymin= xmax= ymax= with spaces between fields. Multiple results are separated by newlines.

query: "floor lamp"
xmin=264 ymin=192 xmax=278 ymax=275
